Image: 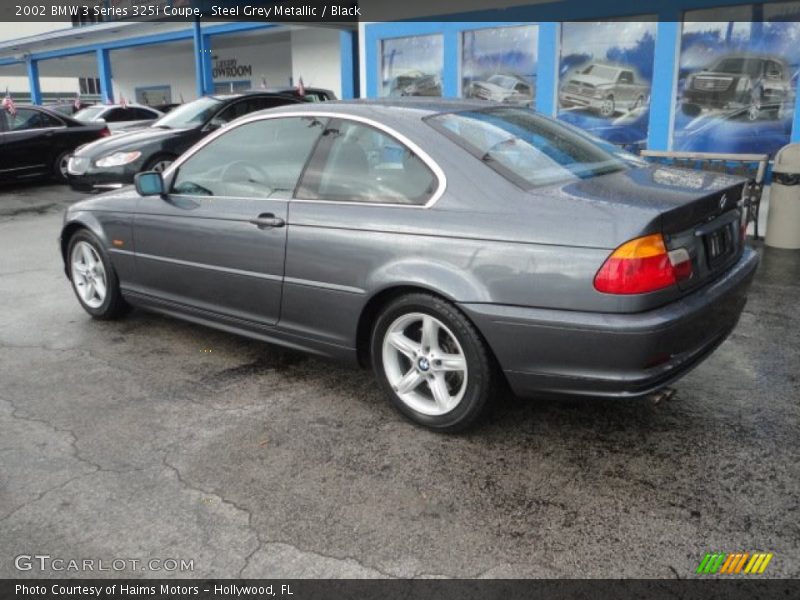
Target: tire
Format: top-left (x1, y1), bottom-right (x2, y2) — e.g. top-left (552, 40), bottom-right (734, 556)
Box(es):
top-left (143, 154), bottom-right (175, 173)
top-left (598, 95), bottom-right (615, 118)
top-left (52, 150), bottom-right (71, 182)
top-left (370, 293), bottom-right (495, 432)
top-left (67, 229), bottom-right (129, 320)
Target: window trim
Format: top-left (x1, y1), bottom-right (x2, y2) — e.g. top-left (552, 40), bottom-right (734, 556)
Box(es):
top-left (163, 111), bottom-right (447, 209)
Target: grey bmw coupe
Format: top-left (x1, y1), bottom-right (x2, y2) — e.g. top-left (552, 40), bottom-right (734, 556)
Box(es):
top-left (60, 99), bottom-right (758, 431)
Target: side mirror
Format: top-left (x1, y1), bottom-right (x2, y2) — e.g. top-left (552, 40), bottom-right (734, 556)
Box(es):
top-left (134, 171), bottom-right (164, 197)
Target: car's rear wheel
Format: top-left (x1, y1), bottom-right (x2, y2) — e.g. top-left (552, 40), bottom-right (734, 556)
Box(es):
top-left (67, 230), bottom-right (129, 320)
top-left (52, 150), bottom-right (71, 182)
top-left (371, 293), bottom-right (495, 432)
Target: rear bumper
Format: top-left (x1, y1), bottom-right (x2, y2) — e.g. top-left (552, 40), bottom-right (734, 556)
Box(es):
top-left (461, 247), bottom-right (759, 399)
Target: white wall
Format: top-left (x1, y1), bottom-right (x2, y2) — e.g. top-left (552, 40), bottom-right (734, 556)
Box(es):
top-left (111, 42), bottom-right (197, 104)
top-left (214, 32), bottom-right (293, 91)
top-left (291, 28), bottom-right (342, 97)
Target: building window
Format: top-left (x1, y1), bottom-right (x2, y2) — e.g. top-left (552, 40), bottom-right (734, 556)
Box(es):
top-left (461, 25), bottom-right (538, 106)
top-left (557, 19), bottom-right (657, 155)
top-left (673, 2), bottom-right (800, 156)
top-left (380, 34), bottom-right (443, 97)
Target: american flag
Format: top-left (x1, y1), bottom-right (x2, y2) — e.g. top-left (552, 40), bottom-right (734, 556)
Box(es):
top-left (2, 88), bottom-right (15, 116)
top-left (297, 77), bottom-right (306, 97)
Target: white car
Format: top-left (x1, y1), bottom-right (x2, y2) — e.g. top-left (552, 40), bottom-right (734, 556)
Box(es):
top-left (72, 103), bottom-right (164, 132)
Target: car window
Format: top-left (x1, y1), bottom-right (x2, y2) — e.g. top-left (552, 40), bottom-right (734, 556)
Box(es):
top-left (132, 107), bottom-right (157, 120)
top-left (103, 108), bottom-right (130, 123)
top-left (8, 108), bottom-right (62, 131)
top-left (215, 97), bottom-right (292, 124)
top-left (619, 71), bottom-right (634, 84)
top-left (298, 119), bottom-right (437, 205)
top-left (171, 116), bottom-right (326, 199)
top-left (427, 107), bottom-right (628, 188)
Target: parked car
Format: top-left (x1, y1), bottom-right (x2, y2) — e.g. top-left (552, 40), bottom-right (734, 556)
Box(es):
top-left (560, 63), bottom-right (649, 117)
top-left (59, 99), bottom-right (758, 431)
top-left (45, 100), bottom-right (95, 116)
top-left (260, 87), bottom-right (337, 103)
top-left (681, 54), bottom-right (793, 121)
top-left (73, 103), bottom-right (164, 132)
top-left (67, 92), bottom-right (307, 191)
top-left (467, 74), bottom-right (533, 104)
top-left (389, 71), bottom-right (442, 97)
top-left (0, 104), bottom-right (109, 183)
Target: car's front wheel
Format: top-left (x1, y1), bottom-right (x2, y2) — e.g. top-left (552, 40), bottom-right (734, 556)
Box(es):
top-left (371, 293), bottom-right (495, 432)
top-left (598, 95), bottom-right (615, 118)
top-left (67, 230), bottom-right (129, 320)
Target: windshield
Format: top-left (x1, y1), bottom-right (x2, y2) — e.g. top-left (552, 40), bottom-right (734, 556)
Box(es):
top-left (73, 106), bottom-right (106, 121)
top-left (487, 75), bottom-right (517, 89)
top-left (712, 58), bottom-right (763, 77)
top-left (581, 64), bottom-right (619, 80)
top-left (153, 96), bottom-right (223, 129)
top-left (427, 107), bottom-right (630, 188)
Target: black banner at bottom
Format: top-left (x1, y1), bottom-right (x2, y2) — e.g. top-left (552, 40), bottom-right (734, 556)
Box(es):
top-left (3, 579), bottom-right (800, 600)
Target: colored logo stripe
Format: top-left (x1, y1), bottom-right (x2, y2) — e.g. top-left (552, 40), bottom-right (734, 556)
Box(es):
top-left (697, 552), bottom-right (773, 575)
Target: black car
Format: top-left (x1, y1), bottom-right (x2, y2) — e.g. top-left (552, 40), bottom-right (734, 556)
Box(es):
top-left (0, 104), bottom-right (110, 183)
top-left (67, 92), bottom-right (307, 191)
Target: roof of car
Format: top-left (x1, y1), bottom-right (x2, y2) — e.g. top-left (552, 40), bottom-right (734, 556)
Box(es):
top-left (266, 97), bottom-right (496, 118)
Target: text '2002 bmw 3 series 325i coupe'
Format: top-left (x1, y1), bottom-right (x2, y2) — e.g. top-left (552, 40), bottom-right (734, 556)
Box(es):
top-left (60, 99), bottom-right (759, 431)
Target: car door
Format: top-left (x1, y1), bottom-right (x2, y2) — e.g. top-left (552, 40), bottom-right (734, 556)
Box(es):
top-left (617, 71), bottom-right (634, 105)
top-left (282, 117), bottom-right (440, 346)
top-left (0, 108), bottom-right (64, 177)
top-left (131, 115), bottom-right (327, 325)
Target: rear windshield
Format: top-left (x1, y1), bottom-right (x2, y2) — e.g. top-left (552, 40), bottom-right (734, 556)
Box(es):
top-left (426, 107), bottom-right (629, 188)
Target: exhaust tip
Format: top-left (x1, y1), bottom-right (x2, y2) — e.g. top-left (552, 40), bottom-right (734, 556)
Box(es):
top-left (648, 387), bottom-right (677, 404)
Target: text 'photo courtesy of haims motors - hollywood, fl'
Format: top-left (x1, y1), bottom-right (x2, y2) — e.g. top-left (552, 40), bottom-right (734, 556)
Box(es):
top-left (0, 0), bottom-right (799, 599)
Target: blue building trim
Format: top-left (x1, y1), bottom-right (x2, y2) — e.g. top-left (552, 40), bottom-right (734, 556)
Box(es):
top-left (26, 59), bottom-right (41, 105)
top-left (192, 19), bottom-right (207, 97)
top-left (647, 18), bottom-right (681, 151)
top-left (536, 22), bottom-right (559, 117)
top-left (339, 30), bottom-right (358, 99)
top-left (96, 48), bottom-right (113, 104)
top-left (202, 34), bottom-right (214, 96)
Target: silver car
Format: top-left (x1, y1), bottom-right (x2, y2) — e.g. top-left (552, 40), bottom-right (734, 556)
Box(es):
top-left (60, 99), bottom-right (758, 431)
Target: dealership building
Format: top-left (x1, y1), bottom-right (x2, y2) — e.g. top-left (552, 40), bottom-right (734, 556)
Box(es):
top-left (1, 0), bottom-right (800, 156)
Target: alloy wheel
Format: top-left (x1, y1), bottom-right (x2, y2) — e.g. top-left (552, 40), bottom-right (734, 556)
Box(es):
top-left (381, 312), bottom-right (468, 416)
top-left (151, 160), bottom-right (173, 173)
top-left (70, 241), bottom-right (107, 309)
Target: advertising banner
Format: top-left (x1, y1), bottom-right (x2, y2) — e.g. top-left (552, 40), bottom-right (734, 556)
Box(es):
top-left (557, 20), bottom-right (657, 153)
top-left (674, 3), bottom-right (800, 156)
top-left (461, 25), bottom-right (538, 105)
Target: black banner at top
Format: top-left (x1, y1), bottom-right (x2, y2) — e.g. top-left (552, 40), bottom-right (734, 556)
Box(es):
top-left (0, 0), bottom-right (794, 23)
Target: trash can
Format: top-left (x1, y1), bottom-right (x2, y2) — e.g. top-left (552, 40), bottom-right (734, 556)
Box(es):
top-left (766, 143), bottom-right (800, 249)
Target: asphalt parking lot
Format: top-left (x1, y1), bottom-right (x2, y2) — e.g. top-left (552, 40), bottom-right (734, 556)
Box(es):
top-left (0, 184), bottom-right (798, 579)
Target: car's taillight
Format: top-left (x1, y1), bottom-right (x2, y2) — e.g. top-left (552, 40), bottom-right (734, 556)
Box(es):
top-left (99, 127), bottom-right (111, 137)
top-left (594, 233), bottom-right (693, 295)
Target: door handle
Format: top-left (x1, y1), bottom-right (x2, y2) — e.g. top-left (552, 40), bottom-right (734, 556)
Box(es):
top-left (249, 213), bottom-right (285, 229)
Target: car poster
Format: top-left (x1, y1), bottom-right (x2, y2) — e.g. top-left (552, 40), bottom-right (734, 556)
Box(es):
top-left (461, 25), bottom-right (538, 105)
top-left (381, 35), bottom-right (444, 97)
top-left (674, 3), bottom-right (800, 156)
top-left (557, 19), bottom-right (657, 154)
